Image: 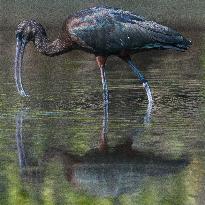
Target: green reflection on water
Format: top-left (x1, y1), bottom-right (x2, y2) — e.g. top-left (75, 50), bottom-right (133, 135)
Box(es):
top-left (1, 151), bottom-right (203, 205)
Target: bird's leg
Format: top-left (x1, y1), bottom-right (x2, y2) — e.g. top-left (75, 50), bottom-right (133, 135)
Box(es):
top-left (128, 60), bottom-right (153, 103)
top-left (122, 56), bottom-right (153, 103)
top-left (96, 56), bottom-right (109, 151)
top-left (99, 90), bottom-right (108, 151)
top-left (96, 56), bottom-right (109, 104)
top-left (100, 66), bottom-right (109, 104)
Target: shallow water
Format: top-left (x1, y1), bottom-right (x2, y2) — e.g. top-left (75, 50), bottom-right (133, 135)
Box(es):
top-left (0, 11), bottom-right (205, 205)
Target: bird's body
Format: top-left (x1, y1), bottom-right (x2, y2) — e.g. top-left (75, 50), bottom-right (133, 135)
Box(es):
top-left (14, 6), bottom-right (191, 103)
top-left (29, 6), bottom-right (191, 57)
top-left (66, 6), bottom-right (190, 55)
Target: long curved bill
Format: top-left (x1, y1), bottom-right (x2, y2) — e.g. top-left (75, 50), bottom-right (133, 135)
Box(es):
top-left (14, 36), bottom-right (29, 97)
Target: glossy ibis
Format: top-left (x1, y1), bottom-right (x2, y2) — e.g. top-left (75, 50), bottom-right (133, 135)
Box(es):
top-left (14, 6), bottom-right (191, 103)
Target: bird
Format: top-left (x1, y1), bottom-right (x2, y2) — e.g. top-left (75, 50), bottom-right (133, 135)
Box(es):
top-left (14, 5), bottom-right (191, 104)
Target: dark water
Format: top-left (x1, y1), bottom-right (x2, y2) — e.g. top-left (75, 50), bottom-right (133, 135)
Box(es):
top-left (0, 5), bottom-right (205, 205)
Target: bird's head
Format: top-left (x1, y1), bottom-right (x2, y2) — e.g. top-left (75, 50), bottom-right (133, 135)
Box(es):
top-left (16, 20), bottom-right (46, 43)
top-left (14, 20), bottom-right (46, 97)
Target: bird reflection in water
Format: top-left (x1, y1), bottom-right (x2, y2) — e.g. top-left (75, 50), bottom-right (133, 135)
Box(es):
top-left (15, 101), bottom-right (188, 204)
top-left (15, 110), bottom-right (27, 173)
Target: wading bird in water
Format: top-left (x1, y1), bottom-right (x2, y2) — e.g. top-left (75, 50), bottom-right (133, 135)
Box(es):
top-left (14, 6), bottom-right (191, 104)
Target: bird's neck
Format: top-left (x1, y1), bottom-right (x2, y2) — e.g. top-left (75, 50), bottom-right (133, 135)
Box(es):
top-left (33, 32), bottom-right (73, 56)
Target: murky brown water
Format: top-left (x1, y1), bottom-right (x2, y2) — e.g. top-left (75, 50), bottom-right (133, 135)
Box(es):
top-left (0, 2), bottom-right (205, 205)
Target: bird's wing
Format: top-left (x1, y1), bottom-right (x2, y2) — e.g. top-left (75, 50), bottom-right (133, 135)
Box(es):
top-left (134, 21), bottom-right (184, 46)
top-left (68, 6), bottom-right (188, 53)
top-left (108, 8), bottom-right (186, 49)
top-left (114, 8), bottom-right (192, 49)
